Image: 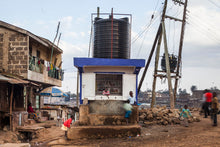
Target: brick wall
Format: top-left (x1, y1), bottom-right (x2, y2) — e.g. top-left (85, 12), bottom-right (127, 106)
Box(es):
top-left (8, 32), bottom-right (28, 76)
top-left (0, 33), bottom-right (3, 71)
top-left (0, 28), bottom-right (28, 77)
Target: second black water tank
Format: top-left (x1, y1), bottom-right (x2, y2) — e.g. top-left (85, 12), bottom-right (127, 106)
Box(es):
top-left (93, 17), bottom-right (130, 59)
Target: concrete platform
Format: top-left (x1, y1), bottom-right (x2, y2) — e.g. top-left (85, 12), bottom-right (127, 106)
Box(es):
top-left (67, 125), bottom-right (141, 139)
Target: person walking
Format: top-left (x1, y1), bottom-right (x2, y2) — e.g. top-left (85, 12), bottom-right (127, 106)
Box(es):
top-left (211, 92), bottom-right (219, 126)
top-left (180, 105), bottom-right (192, 127)
top-left (123, 100), bottom-right (133, 124)
top-left (204, 90), bottom-right (212, 118)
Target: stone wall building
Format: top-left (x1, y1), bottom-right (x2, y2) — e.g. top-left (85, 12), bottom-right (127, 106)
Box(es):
top-left (0, 20), bottom-right (64, 131)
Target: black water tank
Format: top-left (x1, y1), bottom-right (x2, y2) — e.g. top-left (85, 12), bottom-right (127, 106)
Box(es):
top-left (93, 17), bottom-right (130, 59)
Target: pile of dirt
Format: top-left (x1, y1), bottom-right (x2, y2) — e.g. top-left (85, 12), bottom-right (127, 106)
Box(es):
top-left (139, 106), bottom-right (200, 126)
top-left (0, 130), bottom-right (20, 144)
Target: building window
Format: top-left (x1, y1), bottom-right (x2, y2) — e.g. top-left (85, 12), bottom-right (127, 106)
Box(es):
top-left (96, 74), bottom-right (122, 95)
top-left (37, 50), bottom-right (40, 58)
top-left (29, 46), bottom-right (32, 56)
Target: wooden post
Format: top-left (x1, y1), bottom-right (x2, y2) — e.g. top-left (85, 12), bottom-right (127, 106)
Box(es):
top-left (138, 24), bottom-right (162, 94)
top-left (174, 0), bottom-right (188, 101)
top-left (10, 85), bottom-right (14, 131)
top-left (162, 22), bottom-right (174, 109)
top-left (25, 86), bottom-right (28, 111)
top-left (151, 0), bottom-right (168, 108)
top-left (151, 28), bottom-right (163, 108)
top-left (76, 70), bottom-right (79, 107)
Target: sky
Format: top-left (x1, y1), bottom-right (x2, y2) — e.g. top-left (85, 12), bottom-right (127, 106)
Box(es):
top-left (1, 0), bottom-right (220, 94)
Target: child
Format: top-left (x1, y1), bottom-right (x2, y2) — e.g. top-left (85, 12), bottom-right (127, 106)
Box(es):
top-left (211, 92), bottom-right (219, 126)
top-left (103, 88), bottom-right (110, 98)
top-left (179, 105), bottom-right (192, 127)
top-left (123, 100), bottom-right (133, 124)
top-left (61, 115), bottom-right (74, 139)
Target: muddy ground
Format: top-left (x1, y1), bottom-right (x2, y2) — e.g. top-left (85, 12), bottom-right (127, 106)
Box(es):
top-left (1, 113), bottom-right (220, 146)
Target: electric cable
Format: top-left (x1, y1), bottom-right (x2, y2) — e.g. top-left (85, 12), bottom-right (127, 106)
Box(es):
top-left (207, 0), bottom-right (220, 9)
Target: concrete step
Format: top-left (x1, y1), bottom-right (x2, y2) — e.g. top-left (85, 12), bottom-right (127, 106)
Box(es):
top-left (67, 125), bottom-right (141, 139)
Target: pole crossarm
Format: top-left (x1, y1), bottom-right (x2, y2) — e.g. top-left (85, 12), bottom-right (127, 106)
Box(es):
top-left (172, 0), bottom-right (185, 5)
top-left (165, 15), bottom-right (183, 22)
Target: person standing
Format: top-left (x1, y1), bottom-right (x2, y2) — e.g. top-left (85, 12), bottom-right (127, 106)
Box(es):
top-left (179, 105), bottom-right (192, 127)
top-left (61, 115), bottom-right (74, 139)
top-left (123, 100), bottom-right (133, 124)
top-left (204, 90), bottom-right (213, 118)
top-left (128, 91), bottom-right (136, 105)
top-left (211, 92), bottom-right (219, 126)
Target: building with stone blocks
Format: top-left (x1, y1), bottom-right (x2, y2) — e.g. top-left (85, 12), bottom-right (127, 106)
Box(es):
top-left (0, 20), bottom-right (64, 131)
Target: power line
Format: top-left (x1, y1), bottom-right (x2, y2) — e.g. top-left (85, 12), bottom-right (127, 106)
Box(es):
top-left (131, 2), bottom-right (164, 45)
top-left (207, 0), bottom-right (220, 9)
top-left (189, 12), bottom-right (220, 32)
top-left (189, 21), bottom-right (220, 45)
top-left (188, 17), bottom-right (220, 43)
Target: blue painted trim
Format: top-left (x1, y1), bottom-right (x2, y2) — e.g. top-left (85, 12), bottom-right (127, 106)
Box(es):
top-left (94, 72), bottom-right (125, 74)
top-left (136, 74), bottom-right (138, 104)
top-left (73, 58), bottom-right (145, 74)
top-left (80, 72), bottom-right (83, 104)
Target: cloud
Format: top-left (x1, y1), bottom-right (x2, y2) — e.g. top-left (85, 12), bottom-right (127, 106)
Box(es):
top-left (185, 5), bottom-right (220, 46)
top-left (60, 16), bottom-right (73, 30)
top-left (59, 40), bottom-right (87, 57)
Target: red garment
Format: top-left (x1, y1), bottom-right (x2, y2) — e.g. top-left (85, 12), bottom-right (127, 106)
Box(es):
top-left (103, 90), bottom-right (110, 96)
top-left (63, 118), bottom-right (72, 128)
top-left (28, 106), bottom-right (35, 113)
top-left (205, 92), bottom-right (213, 102)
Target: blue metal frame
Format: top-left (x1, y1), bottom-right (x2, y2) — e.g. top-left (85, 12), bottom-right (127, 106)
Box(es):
top-left (74, 58), bottom-right (145, 74)
top-left (80, 72), bottom-right (83, 104)
top-left (136, 73), bottom-right (138, 104)
top-left (74, 57), bottom-right (145, 104)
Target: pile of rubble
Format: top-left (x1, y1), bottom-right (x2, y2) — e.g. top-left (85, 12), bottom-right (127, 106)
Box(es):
top-left (139, 106), bottom-right (200, 126)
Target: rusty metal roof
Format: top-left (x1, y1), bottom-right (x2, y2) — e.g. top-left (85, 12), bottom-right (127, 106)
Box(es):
top-left (8, 78), bottom-right (29, 84)
top-left (0, 20), bottom-right (63, 53)
top-left (0, 74), bottom-right (10, 82)
top-left (0, 74), bottom-right (29, 84)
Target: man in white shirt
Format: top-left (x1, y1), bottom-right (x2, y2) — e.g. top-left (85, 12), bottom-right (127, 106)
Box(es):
top-left (128, 91), bottom-right (136, 105)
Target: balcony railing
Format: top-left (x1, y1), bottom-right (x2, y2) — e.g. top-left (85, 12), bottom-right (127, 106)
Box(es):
top-left (29, 55), bottom-right (64, 80)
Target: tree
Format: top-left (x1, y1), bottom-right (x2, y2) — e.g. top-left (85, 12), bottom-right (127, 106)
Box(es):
top-left (178, 88), bottom-right (187, 95)
top-left (190, 85), bottom-right (197, 93)
top-left (210, 86), bottom-right (219, 91)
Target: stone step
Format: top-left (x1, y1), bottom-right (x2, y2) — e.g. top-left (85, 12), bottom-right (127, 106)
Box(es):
top-left (67, 125), bottom-right (141, 139)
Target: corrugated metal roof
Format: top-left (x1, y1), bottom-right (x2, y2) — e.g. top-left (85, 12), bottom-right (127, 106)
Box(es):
top-left (0, 74), bottom-right (10, 81)
top-left (0, 20), bottom-right (63, 53)
top-left (8, 78), bottom-right (29, 84)
top-left (0, 74), bottom-right (29, 84)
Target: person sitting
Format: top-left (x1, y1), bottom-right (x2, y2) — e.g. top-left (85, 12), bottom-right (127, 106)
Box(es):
top-left (27, 103), bottom-right (40, 122)
top-left (128, 91), bottom-right (136, 105)
top-left (103, 88), bottom-right (110, 98)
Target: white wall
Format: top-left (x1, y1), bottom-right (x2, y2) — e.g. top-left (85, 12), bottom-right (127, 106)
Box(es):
top-left (81, 72), bottom-right (136, 101)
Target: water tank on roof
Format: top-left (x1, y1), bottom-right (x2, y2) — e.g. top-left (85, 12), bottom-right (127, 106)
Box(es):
top-left (93, 17), bottom-right (130, 59)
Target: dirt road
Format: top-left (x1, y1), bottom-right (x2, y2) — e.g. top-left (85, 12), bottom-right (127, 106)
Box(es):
top-left (41, 116), bottom-right (220, 147)
top-left (1, 114), bottom-right (220, 146)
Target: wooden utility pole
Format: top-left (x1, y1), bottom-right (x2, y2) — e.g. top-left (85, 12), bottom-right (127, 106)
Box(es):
top-left (174, 0), bottom-right (188, 101)
top-left (150, 0), bottom-right (188, 109)
top-left (138, 24), bottom-right (162, 94)
top-left (151, 0), bottom-right (169, 108)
